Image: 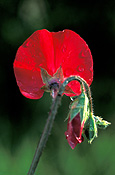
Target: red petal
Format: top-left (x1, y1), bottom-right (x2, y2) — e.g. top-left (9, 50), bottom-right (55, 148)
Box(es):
top-left (14, 29), bottom-right (93, 99)
top-left (14, 29), bottom-right (55, 99)
top-left (14, 66), bottom-right (44, 99)
top-left (65, 114), bottom-right (84, 149)
top-left (52, 29), bottom-right (93, 95)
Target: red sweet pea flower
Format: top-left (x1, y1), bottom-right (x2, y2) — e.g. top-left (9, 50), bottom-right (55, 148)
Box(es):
top-left (65, 113), bottom-right (84, 149)
top-left (13, 29), bottom-right (93, 99)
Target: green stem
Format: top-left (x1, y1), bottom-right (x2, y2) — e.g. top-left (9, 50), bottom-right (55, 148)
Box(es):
top-left (27, 94), bottom-right (62, 175)
top-left (27, 76), bottom-right (91, 175)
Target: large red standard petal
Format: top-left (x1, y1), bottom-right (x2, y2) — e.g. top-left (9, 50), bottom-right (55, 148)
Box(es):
top-left (14, 29), bottom-right (93, 99)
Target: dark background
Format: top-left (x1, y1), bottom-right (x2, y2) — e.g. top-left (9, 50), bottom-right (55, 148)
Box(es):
top-left (0, 0), bottom-right (115, 174)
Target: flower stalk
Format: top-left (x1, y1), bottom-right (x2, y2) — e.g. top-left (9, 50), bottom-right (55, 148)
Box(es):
top-left (27, 91), bottom-right (62, 175)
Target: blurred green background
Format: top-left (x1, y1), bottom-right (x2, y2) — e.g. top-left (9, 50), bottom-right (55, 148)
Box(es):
top-left (0, 0), bottom-right (115, 174)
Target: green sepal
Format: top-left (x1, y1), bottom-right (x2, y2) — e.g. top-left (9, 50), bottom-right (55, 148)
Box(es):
top-left (94, 116), bottom-right (111, 129)
top-left (40, 67), bottom-right (52, 86)
top-left (88, 113), bottom-right (98, 144)
top-left (64, 85), bottom-right (75, 94)
top-left (86, 114), bottom-right (111, 144)
top-left (40, 66), bottom-right (75, 95)
top-left (69, 91), bottom-right (89, 127)
top-left (69, 97), bottom-right (79, 121)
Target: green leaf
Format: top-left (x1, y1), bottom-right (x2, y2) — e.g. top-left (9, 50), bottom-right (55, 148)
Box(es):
top-left (88, 113), bottom-right (98, 144)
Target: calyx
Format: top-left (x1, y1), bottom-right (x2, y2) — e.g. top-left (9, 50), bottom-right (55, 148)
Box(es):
top-left (40, 66), bottom-right (75, 98)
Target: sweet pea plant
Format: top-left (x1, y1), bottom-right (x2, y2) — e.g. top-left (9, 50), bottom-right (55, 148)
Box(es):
top-left (13, 29), bottom-right (110, 175)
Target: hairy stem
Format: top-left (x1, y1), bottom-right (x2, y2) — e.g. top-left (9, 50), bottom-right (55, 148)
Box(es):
top-left (27, 75), bottom-right (91, 175)
top-left (27, 94), bottom-right (62, 175)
